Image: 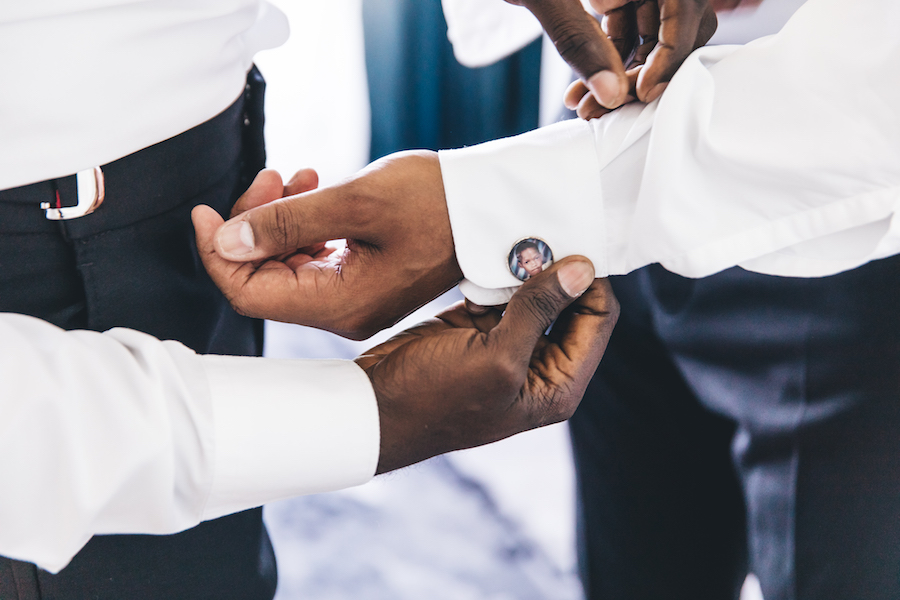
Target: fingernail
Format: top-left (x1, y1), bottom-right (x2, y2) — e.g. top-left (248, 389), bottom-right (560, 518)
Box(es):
top-left (558, 261), bottom-right (593, 298)
top-left (586, 71), bottom-right (625, 109)
top-left (645, 82), bottom-right (669, 103)
top-left (217, 219), bottom-right (255, 256)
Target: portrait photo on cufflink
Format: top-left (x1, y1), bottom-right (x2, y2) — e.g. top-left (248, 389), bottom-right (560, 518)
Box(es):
top-left (509, 238), bottom-right (553, 281)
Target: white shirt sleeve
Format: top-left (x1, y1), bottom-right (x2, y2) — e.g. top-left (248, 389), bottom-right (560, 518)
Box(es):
top-left (439, 0), bottom-right (900, 305)
top-left (0, 313), bottom-right (379, 573)
top-left (440, 0), bottom-right (543, 68)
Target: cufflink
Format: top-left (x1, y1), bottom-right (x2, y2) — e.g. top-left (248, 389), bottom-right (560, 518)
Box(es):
top-left (508, 238), bottom-right (553, 282)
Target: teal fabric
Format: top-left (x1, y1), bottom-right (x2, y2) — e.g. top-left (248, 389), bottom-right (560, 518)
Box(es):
top-left (363, 0), bottom-right (542, 159)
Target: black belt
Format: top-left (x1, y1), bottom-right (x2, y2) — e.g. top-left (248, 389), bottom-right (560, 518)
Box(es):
top-left (0, 89), bottom-right (250, 239)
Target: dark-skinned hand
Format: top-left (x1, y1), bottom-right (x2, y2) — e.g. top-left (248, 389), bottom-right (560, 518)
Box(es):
top-left (192, 150), bottom-right (461, 340)
top-left (507, 0), bottom-right (761, 117)
top-left (355, 256), bottom-right (618, 474)
top-left (194, 165), bottom-right (619, 474)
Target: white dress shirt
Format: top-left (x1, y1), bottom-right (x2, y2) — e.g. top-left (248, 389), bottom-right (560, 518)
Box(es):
top-left (0, 0), bottom-right (289, 190)
top-left (3, 0), bottom-right (898, 574)
top-left (0, 0), bottom-right (381, 574)
top-left (0, 314), bottom-right (378, 573)
top-left (441, 0), bottom-right (543, 68)
top-left (0, 0), bottom-right (380, 572)
top-left (439, 0), bottom-right (900, 305)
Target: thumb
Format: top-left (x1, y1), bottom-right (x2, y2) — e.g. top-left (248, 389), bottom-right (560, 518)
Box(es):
top-left (213, 185), bottom-right (352, 262)
top-left (492, 256), bottom-right (595, 358)
top-left (192, 203), bottom-right (255, 295)
top-left (516, 0), bottom-right (628, 108)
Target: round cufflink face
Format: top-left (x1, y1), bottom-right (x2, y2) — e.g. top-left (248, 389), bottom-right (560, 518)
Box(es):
top-left (509, 238), bottom-right (553, 281)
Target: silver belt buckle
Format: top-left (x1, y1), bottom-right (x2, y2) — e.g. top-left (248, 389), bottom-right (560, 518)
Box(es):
top-left (41, 166), bottom-right (105, 220)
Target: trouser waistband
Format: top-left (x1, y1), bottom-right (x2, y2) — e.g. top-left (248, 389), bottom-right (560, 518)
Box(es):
top-left (0, 66), bottom-right (266, 239)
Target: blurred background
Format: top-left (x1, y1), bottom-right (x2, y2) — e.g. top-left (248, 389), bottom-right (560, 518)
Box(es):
top-left (255, 2), bottom-right (582, 598)
top-left (252, 1), bottom-right (804, 597)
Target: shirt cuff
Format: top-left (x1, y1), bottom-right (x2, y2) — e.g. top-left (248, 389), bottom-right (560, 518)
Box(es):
top-left (199, 356), bottom-right (379, 520)
top-left (439, 104), bottom-right (653, 306)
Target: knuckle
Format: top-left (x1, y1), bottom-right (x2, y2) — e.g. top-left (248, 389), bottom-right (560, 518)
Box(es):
top-left (555, 398), bottom-right (580, 422)
top-left (341, 180), bottom-right (377, 231)
top-left (231, 303), bottom-right (251, 318)
top-left (608, 294), bottom-right (621, 324)
top-left (227, 294), bottom-right (253, 318)
top-left (593, 0), bottom-right (632, 13)
top-left (553, 27), bottom-right (593, 63)
top-left (549, 22), bottom-right (609, 77)
top-left (269, 202), bottom-right (298, 250)
top-left (577, 286), bottom-right (621, 328)
top-left (696, 7), bottom-right (717, 47)
top-left (341, 307), bottom-right (391, 341)
top-left (346, 320), bottom-right (379, 342)
top-left (539, 387), bottom-right (580, 424)
top-left (523, 286), bottom-right (562, 325)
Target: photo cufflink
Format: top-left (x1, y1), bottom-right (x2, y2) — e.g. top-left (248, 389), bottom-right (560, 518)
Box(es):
top-left (508, 238), bottom-right (553, 282)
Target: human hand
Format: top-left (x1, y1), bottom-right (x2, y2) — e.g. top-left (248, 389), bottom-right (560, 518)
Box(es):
top-left (192, 150), bottom-right (461, 340)
top-left (562, 0), bottom-right (762, 119)
top-left (504, 0), bottom-right (630, 109)
top-left (357, 256), bottom-right (618, 474)
top-left (228, 167), bottom-right (320, 218)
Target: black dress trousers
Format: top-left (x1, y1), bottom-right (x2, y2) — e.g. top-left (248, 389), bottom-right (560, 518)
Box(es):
top-left (0, 67), bottom-right (277, 600)
top-left (570, 259), bottom-right (900, 600)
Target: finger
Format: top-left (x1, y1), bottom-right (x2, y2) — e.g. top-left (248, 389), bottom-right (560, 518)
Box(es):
top-left (357, 296), bottom-right (502, 371)
top-left (590, 0), bottom-right (633, 12)
top-left (710, 0), bottom-right (762, 11)
top-left (464, 298), bottom-right (493, 316)
top-left (192, 204), bottom-right (224, 248)
top-left (634, 3), bottom-right (714, 86)
top-left (604, 4), bottom-right (638, 64)
top-left (631, 0), bottom-right (661, 68)
top-left (695, 5), bottom-right (718, 49)
top-left (192, 204), bottom-right (258, 303)
top-left (636, 0), bottom-right (707, 103)
top-left (491, 256), bottom-right (595, 363)
top-left (197, 202), bottom-right (342, 328)
top-left (564, 79), bottom-right (590, 111)
top-left (440, 301), bottom-right (503, 333)
top-left (283, 168), bottom-right (319, 197)
top-left (213, 185), bottom-right (356, 261)
top-left (541, 277), bottom-right (619, 395)
top-left (214, 150), bottom-right (447, 264)
top-left (521, 0), bottom-right (629, 108)
top-left (230, 169), bottom-right (284, 218)
top-left (571, 67), bottom-right (638, 119)
top-left (356, 314), bottom-right (456, 368)
top-left (576, 90), bottom-right (614, 120)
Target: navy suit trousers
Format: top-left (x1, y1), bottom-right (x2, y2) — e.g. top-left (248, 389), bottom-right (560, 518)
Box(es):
top-left (0, 68), bottom-right (276, 600)
top-left (571, 260), bottom-right (900, 600)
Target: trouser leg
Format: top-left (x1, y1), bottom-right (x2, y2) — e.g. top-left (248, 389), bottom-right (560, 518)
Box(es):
top-left (570, 269), bottom-right (748, 600)
top-left (0, 67), bottom-right (277, 600)
top-left (651, 259), bottom-right (900, 600)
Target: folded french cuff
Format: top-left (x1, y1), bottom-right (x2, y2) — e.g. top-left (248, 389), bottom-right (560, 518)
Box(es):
top-left (439, 118), bottom-right (607, 306)
top-left (200, 356), bottom-right (379, 520)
